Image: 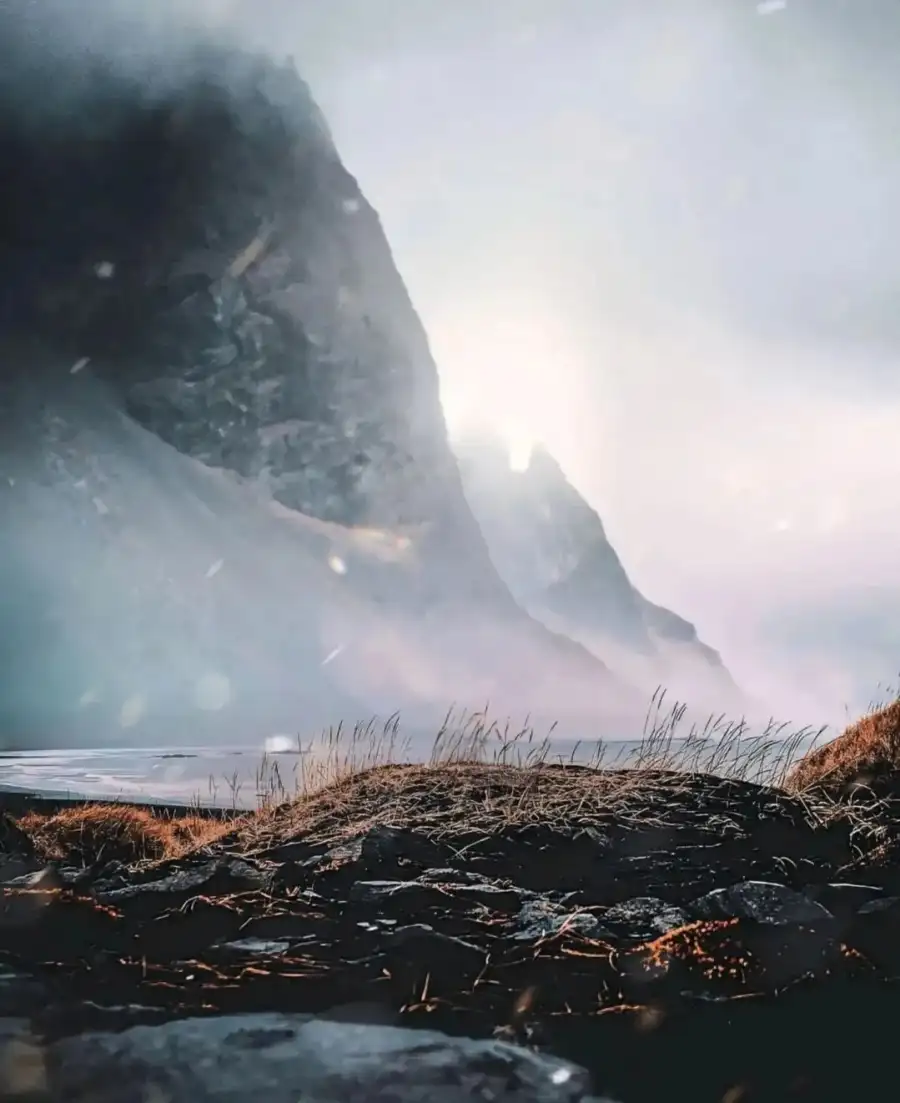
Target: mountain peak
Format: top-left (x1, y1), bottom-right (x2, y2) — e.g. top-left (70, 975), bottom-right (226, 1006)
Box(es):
top-left (0, 25), bottom-right (643, 747)
top-left (454, 430), bottom-right (743, 714)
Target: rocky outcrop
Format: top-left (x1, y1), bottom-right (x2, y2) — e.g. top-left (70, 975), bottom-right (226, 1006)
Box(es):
top-left (0, 19), bottom-right (642, 747)
top-left (2, 765), bottom-right (900, 1101)
top-left (0, 37), bottom-right (492, 568)
top-left (453, 435), bottom-right (741, 713)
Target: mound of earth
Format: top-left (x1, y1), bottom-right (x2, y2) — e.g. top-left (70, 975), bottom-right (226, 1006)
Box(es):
top-left (4, 762), bottom-right (900, 1102)
top-left (786, 697), bottom-right (900, 800)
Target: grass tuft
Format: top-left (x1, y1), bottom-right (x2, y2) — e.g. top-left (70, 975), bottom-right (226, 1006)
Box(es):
top-left (15, 804), bottom-right (226, 865)
top-left (785, 693), bottom-right (900, 799)
top-left (13, 687), bottom-right (888, 869)
top-left (235, 691), bottom-right (828, 814)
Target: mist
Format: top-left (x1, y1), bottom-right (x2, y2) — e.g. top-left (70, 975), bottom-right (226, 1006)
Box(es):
top-left (1, 0), bottom-right (649, 753)
top-left (3, 0), bottom-right (900, 747)
top-left (254, 0), bottom-right (900, 723)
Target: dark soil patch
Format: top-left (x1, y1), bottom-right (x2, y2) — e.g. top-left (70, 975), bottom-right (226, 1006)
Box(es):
top-left (4, 763), bottom-right (900, 1101)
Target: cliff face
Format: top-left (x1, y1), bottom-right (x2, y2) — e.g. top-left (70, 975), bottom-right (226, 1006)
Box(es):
top-left (454, 435), bottom-right (741, 712)
top-left (0, 32), bottom-right (640, 748)
top-left (2, 43), bottom-right (496, 588)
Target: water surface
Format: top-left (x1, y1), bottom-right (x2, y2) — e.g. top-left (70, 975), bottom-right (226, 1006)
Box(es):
top-left (0, 731), bottom-right (823, 809)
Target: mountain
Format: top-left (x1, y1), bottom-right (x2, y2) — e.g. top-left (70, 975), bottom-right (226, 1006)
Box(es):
top-left (0, 27), bottom-right (643, 749)
top-left (453, 434), bottom-right (742, 714)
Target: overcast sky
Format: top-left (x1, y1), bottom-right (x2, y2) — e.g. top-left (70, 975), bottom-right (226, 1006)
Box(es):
top-left (221, 0), bottom-right (900, 720)
top-left (27, 0), bottom-right (900, 720)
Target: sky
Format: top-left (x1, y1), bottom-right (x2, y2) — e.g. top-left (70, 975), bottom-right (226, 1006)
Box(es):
top-left (14, 0), bottom-right (900, 722)
top-left (220, 0), bottom-right (900, 721)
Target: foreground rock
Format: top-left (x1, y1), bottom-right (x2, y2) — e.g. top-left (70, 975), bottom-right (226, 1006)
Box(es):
top-left (4, 764), bottom-right (900, 1101)
top-left (28, 1014), bottom-right (600, 1103)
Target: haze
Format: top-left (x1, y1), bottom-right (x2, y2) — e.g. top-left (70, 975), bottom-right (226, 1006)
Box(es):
top-left (265, 0), bottom-right (900, 722)
top-left (8, 0), bottom-right (900, 728)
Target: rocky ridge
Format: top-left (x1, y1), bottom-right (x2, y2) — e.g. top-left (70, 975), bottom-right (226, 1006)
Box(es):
top-left (0, 31), bottom-right (643, 746)
top-left (454, 435), bottom-right (740, 711)
top-left (1, 38), bottom-right (497, 578)
top-left (3, 764), bottom-right (900, 1101)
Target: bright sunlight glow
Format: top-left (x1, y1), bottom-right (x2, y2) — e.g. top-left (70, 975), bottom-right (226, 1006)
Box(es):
top-left (433, 300), bottom-right (581, 477)
top-left (504, 426), bottom-right (535, 472)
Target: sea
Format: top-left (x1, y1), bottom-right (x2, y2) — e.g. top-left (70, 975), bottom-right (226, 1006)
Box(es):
top-left (0, 731), bottom-right (827, 810)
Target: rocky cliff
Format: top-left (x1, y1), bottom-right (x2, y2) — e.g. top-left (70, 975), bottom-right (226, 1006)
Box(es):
top-left (2, 40), bottom-right (486, 555)
top-left (453, 434), bottom-right (741, 713)
top-left (0, 24), bottom-right (641, 748)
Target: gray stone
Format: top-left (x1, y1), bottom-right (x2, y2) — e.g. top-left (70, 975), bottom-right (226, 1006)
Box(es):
top-left (858, 895), bottom-right (900, 916)
top-left (0, 869), bottom-right (67, 931)
top-left (259, 840), bottom-right (318, 863)
top-left (810, 882), bottom-right (884, 918)
top-left (0, 968), bottom-right (49, 1016)
top-left (512, 900), bottom-right (609, 942)
top-left (0, 1017), bottom-right (34, 1044)
top-left (45, 1013), bottom-right (596, 1103)
top-left (96, 858), bottom-right (270, 903)
top-left (446, 882), bottom-right (527, 912)
top-left (600, 896), bottom-right (688, 941)
top-left (383, 925), bottom-right (486, 987)
top-left (0, 856), bottom-right (45, 885)
top-left (347, 880), bottom-right (445, 908)
top-left (417, 868), bottom-right (496, 885)
top-left (691, 881), bottom-right (834, 925)
top-left (357, 826), bottom-right (445, 868)
top-left (217, 938), bottom-right (291, 956)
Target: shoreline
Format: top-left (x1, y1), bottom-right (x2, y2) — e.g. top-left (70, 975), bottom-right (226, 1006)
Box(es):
top-left (0, 783), bottom-right (242, 821)
top-left (0, 724), bottom-right (827, 818)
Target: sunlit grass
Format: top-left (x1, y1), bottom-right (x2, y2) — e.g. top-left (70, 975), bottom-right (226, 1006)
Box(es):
top-left (14, 802), bottom-right (225, 865)
top-left (785, 684), bottom-right (900, 797)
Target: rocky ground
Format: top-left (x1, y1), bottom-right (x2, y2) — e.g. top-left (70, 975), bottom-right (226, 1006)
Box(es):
top-left (3, 762), bottom-right (900, 1102)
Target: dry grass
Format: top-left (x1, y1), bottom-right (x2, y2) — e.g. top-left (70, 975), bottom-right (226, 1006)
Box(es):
top-left (227, 762), bottom-right (658, 854)
top-left (10, 689), bottom-right (851, 867)
top-left (15, 804), bottom-right (228, 865)
top-left (212, 691), bottom-right (839, 854)
top-left (224, 758), bottom-right (772, 857)
top-left (785, 694), bottom-right (900, 798)
top-left (239, 690), bottom-right (827, 814)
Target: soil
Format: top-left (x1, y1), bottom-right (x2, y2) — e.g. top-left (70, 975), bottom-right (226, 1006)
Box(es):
top-left (3, 762), bottom-right (900, 1102)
